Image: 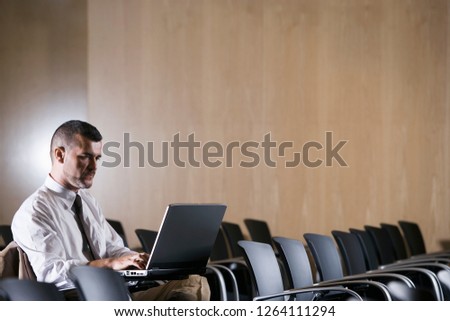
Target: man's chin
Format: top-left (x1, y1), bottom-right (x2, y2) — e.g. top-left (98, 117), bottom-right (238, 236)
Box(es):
top-left (79, 178), bottom-right (94, 189)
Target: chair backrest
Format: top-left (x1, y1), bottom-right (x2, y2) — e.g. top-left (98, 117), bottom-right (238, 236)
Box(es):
top-left (0, 241), bottom-right (37, 280)
top-left (0, 241), bottom-right (19, 279)
top-left (0, 278), bottom-right (65, 301)
top-left (17, 246), bottom-right (37, 280)
top-left (244, 219), bottom-right (273, 246)
top-left (331, 230), bottom-right (372, 275)
top-left (349, 228), bottom-right (380, 270)
top-left (107, 219), bottom-right (129, 247)
top-left (272, 237), bottom-right (315, 300)
top-left (380, 223), bottom-right (409, 260)
top-left (135, 229), bottom-right (158, 253)
top-left (238, 240), bottom-right (285, 300)
top-left (303, 233), bottom-right (345, 281)
top-left (71, 266), bottom-right (131, 301)
top-left (398, 220), bottom-right (427, 256)
top-left (221, 222), bottom-right (246, 258)
top-left (0, 225), bottom-right (13, 251)
top-left (364, 225), bottom-right (397, 265)
top-left (210, 227), bottom-right (230, 261)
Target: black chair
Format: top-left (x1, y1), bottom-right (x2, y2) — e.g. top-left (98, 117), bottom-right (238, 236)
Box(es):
top-left (238, 240), bottom-right (362, 301)
top-left (206, 264), bottom-right (241, 301)
top-left (365, 225), bottom-right (450, 267)
top-left (273, 236), bottom-right (386, 301)
top-left (351, 227), bottom-right (445, 300)
top-left (398, 220), bottom-right (450, 258)
top-left (331, 230), bottom-right (435, 300)
top-left (211, 225), bottom-right (253, 301)
top-left (208, 227), bottom-right (245, 300)
top-left (0, 278), bottom-right (65, 301)
top-left (349, 228), bottom-right (385, 270)
top-left (381, 223), bottom-right (450, 264)
top-left (107, 219), bottom-right (129, 247)
top-left (238, 220), bottom-right (290, 294)
top-left (210, 227), bottom-right (230, 261)
top-left (398, 221), bottom-right (427, 256)
top-left (0, 225), bottom-right (13, 251)
top-left (380, 223), bottom-right (410, 260)
top-left (135, 229), bottom-right (158, 253)
top-left (364, 225), bottom-right (399, 266)
top-left (221, 222), bottom-right (246, 258)
top-left (368, 225), bottom-right (450, 300)
top-left (303, 233), bottom-right (395, 300)
top-left (244, 219), bottom-right (274, 247)
top-left (71, 265), bottom-right (131, 300)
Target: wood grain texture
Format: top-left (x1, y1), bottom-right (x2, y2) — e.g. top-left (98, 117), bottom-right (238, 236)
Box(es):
top-left (0, 0), bottom-right (87, 222)
top-left (89, 0), bottom-right (450, 249)
top-left (1, 0), bottom-right (448, 253)
top-left (87, 0), bottom-right (450, 250)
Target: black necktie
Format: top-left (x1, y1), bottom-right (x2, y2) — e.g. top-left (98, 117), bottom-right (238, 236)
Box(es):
top-left (72, 194), bottom-right (96, 260)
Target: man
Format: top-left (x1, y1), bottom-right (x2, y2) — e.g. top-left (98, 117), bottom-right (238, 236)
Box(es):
top-left (11, 120), bottom-right (210, 300)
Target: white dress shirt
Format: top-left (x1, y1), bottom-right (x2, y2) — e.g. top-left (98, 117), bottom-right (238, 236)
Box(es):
top-left (12, 175), bottom-right (133, 290)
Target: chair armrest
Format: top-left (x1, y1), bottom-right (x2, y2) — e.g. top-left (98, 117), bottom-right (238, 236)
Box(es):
top-left (310, 279), bottom-right (392, 300)
top-left (253, 285), bottom-right (363, 301)
top-left (375, 266), bottom-right (444, 301)
top-left (322, 272), bottom-right (415, 288)
top-left (393, 257), bottom-right (450, 265)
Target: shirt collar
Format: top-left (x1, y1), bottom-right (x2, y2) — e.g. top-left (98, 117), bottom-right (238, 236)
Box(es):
top-left (44, 174), bottom-right (78, 209)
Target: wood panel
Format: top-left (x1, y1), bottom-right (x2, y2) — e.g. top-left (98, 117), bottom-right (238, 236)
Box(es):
top-left (0, 0), bottom-right (87, 223)
top-left (1, 0), bottom-right (447, 257)
top-left (87, 0), bottom-right (449, 250)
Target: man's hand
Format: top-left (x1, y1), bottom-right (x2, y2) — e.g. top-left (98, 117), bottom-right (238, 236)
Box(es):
top-left (88, 252), bottom-right (149, 270)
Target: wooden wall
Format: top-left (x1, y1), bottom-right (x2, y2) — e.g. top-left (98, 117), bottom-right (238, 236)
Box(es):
top-left (0, 0), bottom-right (87, 221)
top-left (88, 0), bottom-right (450, 249)
top-left (1, 0), bottom-right (449, 251)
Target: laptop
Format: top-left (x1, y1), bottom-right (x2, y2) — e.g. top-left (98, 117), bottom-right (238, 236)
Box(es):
top-left (118, 203), bottom-right (226, 280)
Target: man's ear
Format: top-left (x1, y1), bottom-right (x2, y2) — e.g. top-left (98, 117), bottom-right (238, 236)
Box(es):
top-left (54, 147), bottom-right (65, 164)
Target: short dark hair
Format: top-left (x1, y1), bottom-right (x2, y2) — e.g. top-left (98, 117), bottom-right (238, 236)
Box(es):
top-left (50, 120), bottom-right (102, 162)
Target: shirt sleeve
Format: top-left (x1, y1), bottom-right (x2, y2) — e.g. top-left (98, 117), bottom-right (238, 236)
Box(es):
top-left (12, 198), bottom-right (86, 290)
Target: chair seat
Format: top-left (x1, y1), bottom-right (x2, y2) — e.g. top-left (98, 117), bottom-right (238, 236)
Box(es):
top-left (71, 265), bottom-right (131, 301)
top-left (0, 278), bottom-right (65, 301)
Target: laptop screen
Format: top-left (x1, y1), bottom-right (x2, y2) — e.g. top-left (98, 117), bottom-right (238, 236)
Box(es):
top-left (146, 203), bottom-right (227, 272)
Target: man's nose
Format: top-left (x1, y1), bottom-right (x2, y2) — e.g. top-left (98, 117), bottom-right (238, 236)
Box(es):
top-left (89, 157), bottom-right (97, 170)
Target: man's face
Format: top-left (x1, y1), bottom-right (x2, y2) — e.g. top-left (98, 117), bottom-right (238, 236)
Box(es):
top-left (61, 134), bottom-right (102, 191)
